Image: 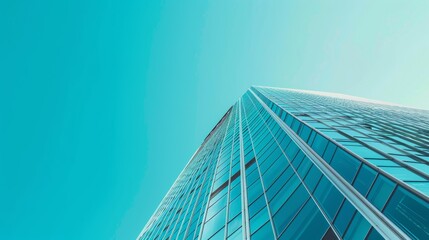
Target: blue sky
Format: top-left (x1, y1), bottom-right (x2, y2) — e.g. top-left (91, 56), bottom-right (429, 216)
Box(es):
top-left (1, 0), bottom-right (428, 239)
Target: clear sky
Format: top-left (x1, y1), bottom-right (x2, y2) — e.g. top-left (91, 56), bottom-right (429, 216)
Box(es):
top-left (1, 1), bottom-right (428, 239)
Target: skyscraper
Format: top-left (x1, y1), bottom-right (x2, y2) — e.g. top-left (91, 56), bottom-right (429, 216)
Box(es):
top-left (138, 87), bottom-right (429, 240)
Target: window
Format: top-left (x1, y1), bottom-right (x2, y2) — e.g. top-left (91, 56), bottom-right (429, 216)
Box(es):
top-left (269, 174), bottom-right (300, 213)
top-left (311, 134), bottom-right (329, 156)
top-left (227, 227), bottom-right (242, 239)
top-left (313, 177), bottom-right (344, 221)
top-left (249, 208), bottom-right (269, 234)
top-left (202, 209), bottom-right (226, 239)
top-left (334, 200), bottom-right (356, 235)
top-left (279, 199), bottom-right (329, 240)
top-left (248, 195), bottom-right (266, 218)
top-left (227, 214), bottom-right (241, 236)
top-left (285, 134), bottom-right (299, 153)
top-left (343, 212), bottom-right (371, 239)
top-left (298, 124), bottom-right (312, 142)
top-left (383, 187), bottom-right (429, 240)
top-left (365, 228), bottom-right (383, 240)
top-left (296, 156), bottom-right (312, 177)
top-left (251, 221), bottom-right (274, 239)
top-left (247, 181), bottom-right (263, 205)
top-left (322, 142), bottom-right (337, 162)
top-left (273, 184), bottom-right (309, 234)
top-left (229, 196), bottom-right (241, 219)
top-left (265, 167), bottom-right (294, 200)
top-left (303, 165), bottom-right (323, 193)
top-left (330, 148), bottom-right (361, 183)
top-left (366, 175), bottom-right (395, 210)
top-left (352, 165), bottom-right (376, 196)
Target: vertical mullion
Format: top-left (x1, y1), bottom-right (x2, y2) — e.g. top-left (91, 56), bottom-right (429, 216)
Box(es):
top-left (238, 99), bottom-right (251, 240)
top-left (223, 109), bottom-right (238, 239)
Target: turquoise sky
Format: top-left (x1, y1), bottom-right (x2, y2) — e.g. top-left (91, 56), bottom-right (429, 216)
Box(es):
top-left (1, 1), bottom-right (428, 239)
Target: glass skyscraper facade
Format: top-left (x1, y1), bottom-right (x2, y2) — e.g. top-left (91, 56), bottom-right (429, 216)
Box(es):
top-left (138, 87), bottom-right (429, 240)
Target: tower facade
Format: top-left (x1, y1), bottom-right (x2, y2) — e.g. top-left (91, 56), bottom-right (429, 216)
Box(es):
top-left (138, 87), bottom-right (429, 240)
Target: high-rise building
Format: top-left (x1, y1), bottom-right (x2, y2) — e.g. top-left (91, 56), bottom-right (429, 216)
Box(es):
top-left (137, 87), bottom-right (429, 240)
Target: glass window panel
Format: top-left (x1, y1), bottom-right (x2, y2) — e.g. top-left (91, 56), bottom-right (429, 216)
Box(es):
top-left (210, 187), bottom-right (228, 207)
top-left (278, 199), bottom-right (329, 240)
top-left (229, 184), bottom-right (241, 202)
top-left (314, 177), bottom-right (344, 220)
top-left (269, 175), bottom-right (300, 213)
top-left (291, 119), bottom-right (301, 132)
top-left (343, 212), bottom-right (371, 240)
top-left (244, 151), bottom-right (254, 164)
top-left (291, 151), bottom-right (305, 169)
top-left (206, 195), bottom-right (227, 220)
top-left (366, 228), bottom-right (384, 240)
top-left (298, 124), bottom-right (312, 142)
top-left (311, 134), bottom-right (329, 156)
top-left (231, 163), bottom-right (240, 174)
top-left (296, 156), bottom-right (312, 177)
top-left (383, 187), bottom-right (429, 240)
top-left (227, 227), bottom-right (242, 240)
top-left (330, 148), bottom-right (361, 183)
top-left (310, 121), bottom-right (330, 130)
top-left (272, 184), bottom-right (309, 234)
top-left (322, 142), bottom-right (337, 162)
top-left (307, 131), bottom-right (317, 145)
top-left (366, 159), bottom-right (399, 167)
top-left (303, 165), bottom-right (323, 193)
top-left (263, 156), bottom-right (288, 185)
top-left (345, 144), bottom-right (384, 159)
top-left (352, 165), bottom-right (376, 196)
top-left (284, 142), bottom-right (299, 161)
top-left (249, 208), bottom-right (269, 234)
top-left (251, 221), bottom-right (274, 239)
top-left (278, 134), bottom-right (292, 150)
top-left (248, 195), bottom-right (266, 218)
top-left (366, 175), bottom-right (395, 210)
top-left (246, 164), bottom-right (259, 178)
top-left (280, 111), bottom-right (288, 122)
top-left (407, 163), bottom-right (429, 175)
top-left (334, 200), bottom-right (356, 235)
top-left (229, 196), bottom-right (242, 219)
top-left (365, 142), bottom-right (401, 155)
top-left (259, 148), bottom-right (283, 173)
top-left (266, 167), bottom-right (294, 200)
top-left (285, 114), bottom-right (294, 126)
top-left (381, 166), bottom-right (425, 182)
top-left (405, 181), bottom-right (429, 196)
top-left (208, 226), bottom-right (224, 240)
top-left (322, 130), bottom-right (347, 141)
top-left (227, 214), bottom-right (242, 236)
top-left (247, 181), bottom-right (263, 204)
top-left (202, 209), bottom-right (226, 239)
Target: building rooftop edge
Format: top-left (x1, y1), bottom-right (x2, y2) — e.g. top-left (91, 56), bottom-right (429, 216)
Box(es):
top-left (252, 85), bottom-right (429, 112)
